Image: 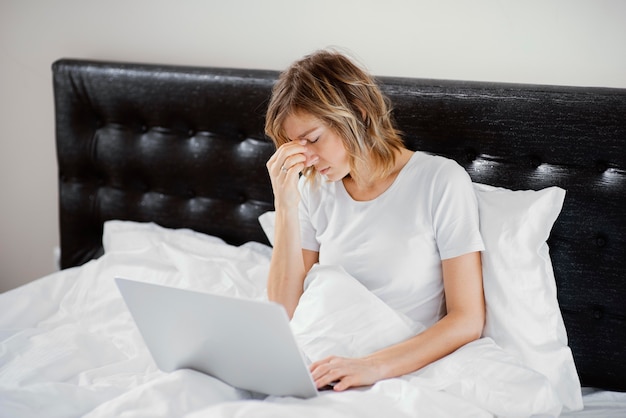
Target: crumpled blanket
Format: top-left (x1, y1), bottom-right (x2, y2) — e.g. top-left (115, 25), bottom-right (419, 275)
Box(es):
top-left (0, 221), bottom-right (562, 417)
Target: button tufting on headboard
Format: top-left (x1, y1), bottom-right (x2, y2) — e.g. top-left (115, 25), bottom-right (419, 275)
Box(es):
top-left (595, 234), bottom-right (607, 248)
top-left (528, 155), bottom-right (542, 168)
top-left (592, 307), bottom-right (604, 320)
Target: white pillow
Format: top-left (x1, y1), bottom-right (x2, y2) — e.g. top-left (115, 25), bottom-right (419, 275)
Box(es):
top-left (257, 212), bottom-right (276, 247)
top-left (290, 264), bottom-right (421, 362)
top-left (103, 220), bottom-right (225, 256)
top-left (257, 182), bottom-right (583, 411)
top-left (474, 183), bottom-right (582, 412)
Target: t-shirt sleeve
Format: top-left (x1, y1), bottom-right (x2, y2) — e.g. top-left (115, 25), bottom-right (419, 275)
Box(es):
top-left (431, 160), bottom-right (485, 260)
top-left (298, 176), bottom-right (321, 252)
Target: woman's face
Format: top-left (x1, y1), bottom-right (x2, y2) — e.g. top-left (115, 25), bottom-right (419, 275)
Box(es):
top-left (282, 111), bottom-right (350, 182)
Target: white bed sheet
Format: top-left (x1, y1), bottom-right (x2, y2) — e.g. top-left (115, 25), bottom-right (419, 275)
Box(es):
top-left (1, 221), bottom-right (625, 418)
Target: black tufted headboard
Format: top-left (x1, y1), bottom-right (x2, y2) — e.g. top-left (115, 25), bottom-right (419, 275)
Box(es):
top-left (52, 59), bottom-right (625, 392)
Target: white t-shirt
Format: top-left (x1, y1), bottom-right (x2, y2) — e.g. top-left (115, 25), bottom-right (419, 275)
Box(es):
top-left (298, 151), bottom-right (484, 327)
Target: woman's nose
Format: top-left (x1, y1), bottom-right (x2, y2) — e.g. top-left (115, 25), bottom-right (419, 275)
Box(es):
top-left (302, 145), bottom-right (319, 167)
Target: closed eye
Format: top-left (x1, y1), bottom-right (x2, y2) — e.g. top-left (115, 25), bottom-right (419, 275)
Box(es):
top-left (308, 136), bottom-right (320, 144)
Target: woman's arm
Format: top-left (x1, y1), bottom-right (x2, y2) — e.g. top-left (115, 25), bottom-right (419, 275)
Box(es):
top-left (267, 214), bottom-right (318, 318)
top-left (266, 141), bottom-right (319, 318)
top-left (310, 251), bottom-right (485, 391)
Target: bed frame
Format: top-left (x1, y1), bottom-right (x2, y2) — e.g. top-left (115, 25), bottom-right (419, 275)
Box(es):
top-left (52, 59), bottom-right (626, 392)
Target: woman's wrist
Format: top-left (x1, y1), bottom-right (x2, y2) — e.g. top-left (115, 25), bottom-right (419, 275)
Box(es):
top-left (362, 353), bottom-right (391, 382)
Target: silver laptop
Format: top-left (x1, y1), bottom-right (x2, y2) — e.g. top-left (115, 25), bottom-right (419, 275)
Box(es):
top-left (115, 277), bottom-right (319, 398)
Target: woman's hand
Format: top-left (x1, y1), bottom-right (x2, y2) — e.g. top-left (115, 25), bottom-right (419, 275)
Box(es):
top-left (266, 140), bottom-right (316, 210)
top-left (309, 355), bottom-right (384, 392)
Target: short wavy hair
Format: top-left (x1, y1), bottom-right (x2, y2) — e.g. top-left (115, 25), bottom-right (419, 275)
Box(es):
top-left (265, 49), bottom-right (404, 185)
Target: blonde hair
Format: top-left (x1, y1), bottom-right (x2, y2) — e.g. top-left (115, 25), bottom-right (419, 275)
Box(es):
top-left (265, 49), bottom-right (404, 185)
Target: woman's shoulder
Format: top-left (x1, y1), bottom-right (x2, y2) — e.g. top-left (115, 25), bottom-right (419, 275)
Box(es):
top-left (395, 152), bottom-right (473, 202)
top-left (405, 151), bottom-right (467, 180)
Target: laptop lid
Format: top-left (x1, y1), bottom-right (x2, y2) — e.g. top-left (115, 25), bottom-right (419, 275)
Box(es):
top-left (115, 277), bottom-right (318, 398)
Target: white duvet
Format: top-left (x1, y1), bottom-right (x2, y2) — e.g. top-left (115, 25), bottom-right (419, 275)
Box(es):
top-left (0, 221), bottom-right (622, 417)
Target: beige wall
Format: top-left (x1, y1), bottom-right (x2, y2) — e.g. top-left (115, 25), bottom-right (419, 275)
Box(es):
top-left (1, 0), bottom-right (625, 293)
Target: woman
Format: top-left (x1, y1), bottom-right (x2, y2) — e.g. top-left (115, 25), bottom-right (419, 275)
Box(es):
top-left (265, 49), bottom-right (485, 392)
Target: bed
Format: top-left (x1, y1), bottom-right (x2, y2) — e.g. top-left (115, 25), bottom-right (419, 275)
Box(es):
top-left (0, 58), bottom-right (624, 417)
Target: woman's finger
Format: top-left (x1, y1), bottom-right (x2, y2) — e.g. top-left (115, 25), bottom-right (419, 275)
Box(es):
top-left (280, 153), bottom-right (307, 174)
top-left (267, 141), bottom-right (306, 174)
top-left (311, 357), bottom-right (344, 387)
